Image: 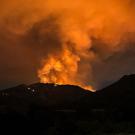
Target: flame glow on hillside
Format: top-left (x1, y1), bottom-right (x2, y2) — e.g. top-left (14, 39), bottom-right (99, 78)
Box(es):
top-left (35, 0), bottom-right (135, 91)
top-left (38, 47), bottom-right (94, 91)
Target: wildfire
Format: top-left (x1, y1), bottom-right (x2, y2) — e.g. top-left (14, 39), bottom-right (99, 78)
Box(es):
top-left (33, 0), bottom-right (134, 92)
top-left (0, 0), bottom-right (135, 93)
top-left (38, 48), bottom-right (95, 92)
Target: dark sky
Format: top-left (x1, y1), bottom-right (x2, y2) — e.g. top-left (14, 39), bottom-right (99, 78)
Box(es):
top-left (0, 0), bottom-right (135, 90)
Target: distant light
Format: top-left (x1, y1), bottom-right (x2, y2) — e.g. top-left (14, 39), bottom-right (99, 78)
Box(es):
top-left (32, 89), bottom-right (35, 92)
top-left (27, 87), bottom-right (31, 90)
top-left (54, 84), bottom-right (58, 87)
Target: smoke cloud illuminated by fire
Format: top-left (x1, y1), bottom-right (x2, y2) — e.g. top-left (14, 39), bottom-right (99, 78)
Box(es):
top-left (0, 0), bottom-right (135, 90)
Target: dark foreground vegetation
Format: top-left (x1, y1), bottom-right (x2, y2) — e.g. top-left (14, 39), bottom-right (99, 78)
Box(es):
top-left (0, 74), bottom-right (135, 135)
top-left (1, 108), bottom-right (135, 135)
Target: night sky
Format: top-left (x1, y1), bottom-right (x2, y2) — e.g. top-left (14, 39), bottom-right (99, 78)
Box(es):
top-left (0, 0), bottom-right (135, 90)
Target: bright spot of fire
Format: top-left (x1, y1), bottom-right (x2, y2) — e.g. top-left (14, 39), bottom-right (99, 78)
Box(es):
top-left (38, 48), bottom-right (95, 92)
top-left (33, 0), bottom-right (135, 92)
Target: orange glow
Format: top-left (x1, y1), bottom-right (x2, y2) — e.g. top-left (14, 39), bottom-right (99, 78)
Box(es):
top-left (2, 0), bottom-right (134, 91)
top-left (38, 48), bottom-right (95, 91)
top-left (35, 0), bottom-right (135, 92)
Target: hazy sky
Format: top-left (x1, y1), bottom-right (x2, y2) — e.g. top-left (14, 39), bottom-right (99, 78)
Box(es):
top-left (0, 0), bottom-right (135, 90)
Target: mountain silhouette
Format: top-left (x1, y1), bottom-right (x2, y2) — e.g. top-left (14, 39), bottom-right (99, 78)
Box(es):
top-left (96, 74), bottom-right (135, 109)
top-left (0, 83), bottom-right (93, 111)
top-left (0, 74), bottom-right (135, 135)
top-left (0, 74), bottom-right (135, 111)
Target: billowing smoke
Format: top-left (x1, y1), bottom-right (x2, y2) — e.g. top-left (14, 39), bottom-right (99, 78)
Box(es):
top-left (0, 0), bottom-right (135, 90)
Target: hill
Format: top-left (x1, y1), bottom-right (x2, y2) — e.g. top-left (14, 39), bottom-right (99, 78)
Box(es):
top-left (0, 74), bottom-right (135, 134)
top-left (0, 74), bottom-right (135, 111)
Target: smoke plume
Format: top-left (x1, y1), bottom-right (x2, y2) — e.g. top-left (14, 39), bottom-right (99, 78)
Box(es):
top-left (0, 0), bottom-right (135, 90)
